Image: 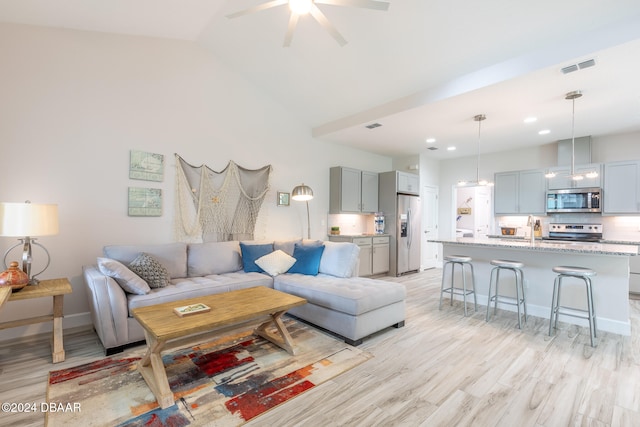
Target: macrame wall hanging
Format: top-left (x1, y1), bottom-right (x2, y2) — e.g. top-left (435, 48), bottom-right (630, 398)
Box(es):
top-left (174, 155), bottom-right (272, 242)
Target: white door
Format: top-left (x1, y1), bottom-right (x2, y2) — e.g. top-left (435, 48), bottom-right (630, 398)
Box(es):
top-left (474, 186), bottom-right (492, 237)
top-left (422, 185), bottom-right (438, 269)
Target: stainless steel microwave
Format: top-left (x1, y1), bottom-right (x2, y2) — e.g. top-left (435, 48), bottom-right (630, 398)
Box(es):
top-left (546, 188), bottom-right (602, 213)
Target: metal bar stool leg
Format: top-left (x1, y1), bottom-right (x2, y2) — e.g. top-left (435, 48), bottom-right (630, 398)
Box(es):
top-left (439, 261), bottom-right (450, 310)
top-left (486, 267), bottom-right (497, 322)
top-left (462, 263), bottom-right (468, 317)
top-left (469, 263), bottom-right (477, 311)
top-left (514, 268), bottom-right (522, 329)
top-left (549, 275), bottom-right (560, 336)
top-left (520, 269), bottom-right (528, 322)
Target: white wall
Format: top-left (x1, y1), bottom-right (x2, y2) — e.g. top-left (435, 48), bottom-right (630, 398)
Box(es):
top-left (0, 23), bottom-right (392, 340)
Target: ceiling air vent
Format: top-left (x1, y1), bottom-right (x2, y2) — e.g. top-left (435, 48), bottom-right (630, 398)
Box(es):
top-left (365, 123), bottom-right (382, 129)
top-left (427, 146), bottom-right (438, 151)
top-left (561, 64), bottom-right (578, 74)
top-left (561, 59), bottom-right (595, 74)
top-left (578, 59), bottom-right (596, 70)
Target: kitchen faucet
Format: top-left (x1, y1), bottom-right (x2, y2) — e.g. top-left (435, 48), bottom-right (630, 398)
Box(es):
top-left (527, 215), bottom-right (535, 244)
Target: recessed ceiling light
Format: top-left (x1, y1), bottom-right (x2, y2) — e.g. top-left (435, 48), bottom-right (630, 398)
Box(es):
top-left (447, 146), bottom-right (456, 151)
top-left (524, 117), bottom-right (537, 123)
top-left (538, 129), bottom-right (551, 135)
top-left (425, 138), bottom-right (436, 143)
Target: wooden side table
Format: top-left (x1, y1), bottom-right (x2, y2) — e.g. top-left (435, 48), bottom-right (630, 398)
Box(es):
top-left (0, 278), bottom-right (72, 363)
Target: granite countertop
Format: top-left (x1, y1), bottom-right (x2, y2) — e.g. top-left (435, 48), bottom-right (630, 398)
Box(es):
top-left (429, 237), bottom-right (639, 256)
top-left (328, 233), bottom-right (390, 238)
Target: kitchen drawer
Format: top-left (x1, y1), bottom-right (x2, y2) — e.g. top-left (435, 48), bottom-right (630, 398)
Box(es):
top-left (352, 237), bottom-right (373, 247)
top-left (372, 236), bottom-right (389, 245)
top-left (630, 273), bottom-right (640, 294)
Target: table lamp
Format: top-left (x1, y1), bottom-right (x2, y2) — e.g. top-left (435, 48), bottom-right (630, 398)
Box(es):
top-left (291, 184), bottom-right (313, 239)
top-left (0, 201), bottom-right (59, 285)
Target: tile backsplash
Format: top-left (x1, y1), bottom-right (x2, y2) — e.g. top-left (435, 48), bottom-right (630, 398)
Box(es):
top-left (496, 214), bottom-right (640, 241)
top-left (327, 214), bottom-right (375, 236)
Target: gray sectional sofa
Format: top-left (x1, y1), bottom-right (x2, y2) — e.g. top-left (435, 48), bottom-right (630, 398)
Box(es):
top-left (82, 239), bottom-right (406, 355)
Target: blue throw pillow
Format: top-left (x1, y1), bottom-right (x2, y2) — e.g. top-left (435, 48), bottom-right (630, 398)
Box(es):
top-left (239, 242), bottom-right (274, 273)
top-left (288, 243), bottom-right (325, 276)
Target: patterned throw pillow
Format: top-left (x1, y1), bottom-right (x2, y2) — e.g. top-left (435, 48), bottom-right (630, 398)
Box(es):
top-left (255, 250), bottom-right (296, 276)
top-left (128, 252), bottom-right (170, 289)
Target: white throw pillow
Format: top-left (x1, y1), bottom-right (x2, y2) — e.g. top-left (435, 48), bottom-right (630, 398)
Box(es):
top-left (97, 257), bottom-right (151, 295)
top-left (254, 250), bottom-right (296, 276)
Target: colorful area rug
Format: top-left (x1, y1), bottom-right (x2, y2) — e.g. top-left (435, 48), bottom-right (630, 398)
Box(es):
top-left (46, 320), bottom-right (371, 426)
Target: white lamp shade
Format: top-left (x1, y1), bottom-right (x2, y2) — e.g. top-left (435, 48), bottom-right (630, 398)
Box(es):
top-left (291, 184), bottom-right (313, 201)
top-left (0, 202), bottom-right (59, 237)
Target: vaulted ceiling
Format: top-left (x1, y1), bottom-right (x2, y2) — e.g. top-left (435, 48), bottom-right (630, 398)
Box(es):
top-left (2, 0), bottom-right (640, 159)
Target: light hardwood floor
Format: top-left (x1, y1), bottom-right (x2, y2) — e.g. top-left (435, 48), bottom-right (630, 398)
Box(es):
top-left (1, 269), bottom-right (639, 426)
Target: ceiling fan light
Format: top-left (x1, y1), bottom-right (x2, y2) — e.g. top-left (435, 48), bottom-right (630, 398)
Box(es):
top-left (289, 0), bottom-right (312, 15)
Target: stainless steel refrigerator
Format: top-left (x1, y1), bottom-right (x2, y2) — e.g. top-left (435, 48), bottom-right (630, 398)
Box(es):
top-left (379, 171), bottom-right (421, 276)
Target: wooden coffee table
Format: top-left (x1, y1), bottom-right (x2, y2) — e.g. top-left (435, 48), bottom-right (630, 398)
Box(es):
top-left (131, 286), bottom-right (306, 409)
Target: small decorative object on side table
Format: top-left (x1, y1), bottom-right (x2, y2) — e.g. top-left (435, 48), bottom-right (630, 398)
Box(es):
top-left (0, 261), bottom-right (30, 292)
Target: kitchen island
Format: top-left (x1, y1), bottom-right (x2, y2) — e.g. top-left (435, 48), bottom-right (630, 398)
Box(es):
top-left (429, 237), bottom-right (639, 335)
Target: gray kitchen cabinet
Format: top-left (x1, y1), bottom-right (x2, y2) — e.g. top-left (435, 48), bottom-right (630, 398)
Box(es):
top-left (328, 235), bottom-right (389, 276)
top-left (397, 171), bottom-right (419, 195)
top-left (547, 163), bottom-right (602, 189)
top-left (330, 167), bottom-right (378, 214)
top-left (494, 169), bottom-right (546, 215)
top-left (372, 236), bottom-right (390, 275)
top-left (604, 160), bottom-right (640, 214)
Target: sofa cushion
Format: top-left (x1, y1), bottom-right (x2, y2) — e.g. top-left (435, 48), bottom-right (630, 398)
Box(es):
top-left (288, 243), bottom-right (325, 276)
top-left (97, 257), bottom-right (151, 295)
top-left (128, 253), bottom-right (170, 289)
top-left (274, 274), bottom-right (406, 316)
top-left (255, 250), bottom-right (296, 276)
top-left (103, 243), bottom-right (187, 279)
top-left (187, 241), bottom-right (243, 276)
top-left (319, 241), bottom-right (360, 278)
top-left (273, 239), bottom-right (301, 256)
top-left (239, 242), bottom-right (274, 273)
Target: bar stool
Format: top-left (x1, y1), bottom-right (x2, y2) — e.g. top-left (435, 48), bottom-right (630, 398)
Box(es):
top-left (439, 255), bottom-right (477, 316)
top-left (549, 266), bottom-right (598, 347)
top-left (485, 259), bottom-right (527, 329)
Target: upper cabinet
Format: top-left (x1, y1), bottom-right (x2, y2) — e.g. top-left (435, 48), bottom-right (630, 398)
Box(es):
top-left (603, 160), bottom-right (640, 214)
top-left (547, 163), bottom-right (602, 189)
top-left (397, 171), bottom-right (420, 195)
top-left (330, 167), bottom-right (378, 214)
top-left (494, 169), bottom-right (546, 215)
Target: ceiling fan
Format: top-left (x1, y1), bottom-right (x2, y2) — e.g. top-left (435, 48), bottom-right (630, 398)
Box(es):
top-left (227, 0), bottom-right (390, 47)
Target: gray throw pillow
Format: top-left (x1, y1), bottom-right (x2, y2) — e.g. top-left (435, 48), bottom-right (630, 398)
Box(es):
top-left (128, 253), bottom-right (170, 289)
top-left (97, 257), bottom-right (151, 295)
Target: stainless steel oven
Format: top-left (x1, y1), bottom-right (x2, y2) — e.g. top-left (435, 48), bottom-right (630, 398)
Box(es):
top-left (546, 188), bottom-right (601, 213)
top-left (545, 223), bottom-right (603, 242)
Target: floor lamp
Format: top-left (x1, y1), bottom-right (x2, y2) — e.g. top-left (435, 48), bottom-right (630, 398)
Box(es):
top-left (291, 184), bottom-right (313, 239)
top-left (0, 201), bottom-right (59, 285)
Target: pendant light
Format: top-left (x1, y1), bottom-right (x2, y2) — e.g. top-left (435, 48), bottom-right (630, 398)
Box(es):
top-left (458, 114), bottom-right (493, 186)
top-left (565, 90), bottom-right (598, 181)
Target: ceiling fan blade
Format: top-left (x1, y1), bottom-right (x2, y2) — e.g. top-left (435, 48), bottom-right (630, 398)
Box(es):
top-left (314, 0), bottom-right (390, 11)
top-left (226, 0), bottom-right (288, 19)
top-left (283, 13), bottom-right (300, 47)
top-left (309, 4), bottom-right (348, 46)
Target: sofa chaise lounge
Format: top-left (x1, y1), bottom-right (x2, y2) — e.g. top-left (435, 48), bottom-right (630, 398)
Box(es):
top-left (82, 239), bottom-right (406, 355)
